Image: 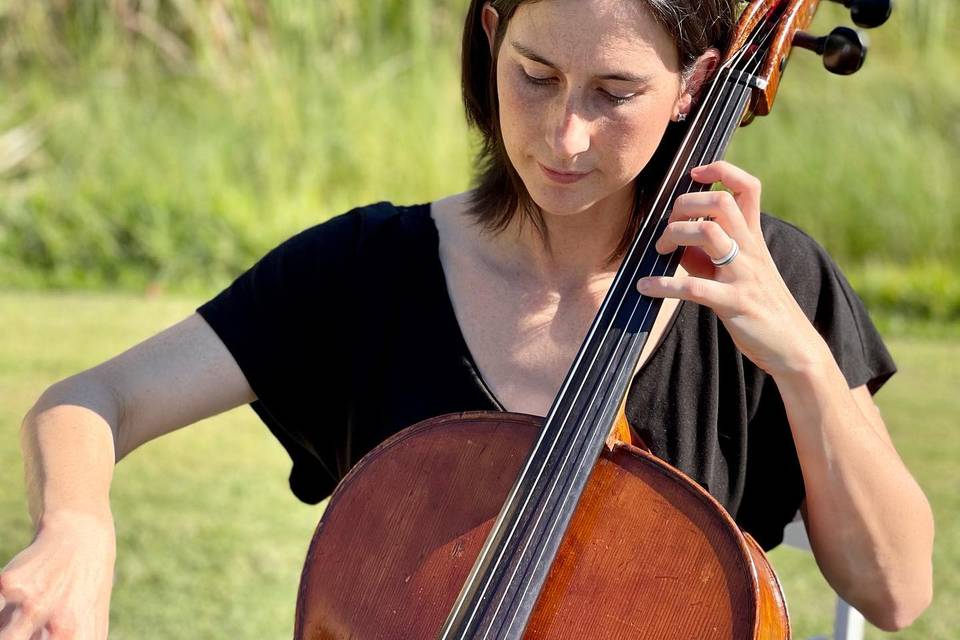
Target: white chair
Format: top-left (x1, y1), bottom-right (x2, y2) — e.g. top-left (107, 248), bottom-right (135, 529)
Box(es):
top-left (782, 516), bottom-right (866, 640)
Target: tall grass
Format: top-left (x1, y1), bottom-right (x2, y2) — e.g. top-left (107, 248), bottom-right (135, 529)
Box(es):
top-left (0, 0), bottom-right (473, 289)
top-left (0, 0), bottom-right (956, 321)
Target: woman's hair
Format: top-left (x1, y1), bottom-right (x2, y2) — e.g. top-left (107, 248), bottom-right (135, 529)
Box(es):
top-left (460, 0), bottom-right (737, 261)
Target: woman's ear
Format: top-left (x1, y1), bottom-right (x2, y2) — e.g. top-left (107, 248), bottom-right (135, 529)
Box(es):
top-left (481, 3), bottom-right (500, 54)
top-left (675, 48), bottom-right (721, 120)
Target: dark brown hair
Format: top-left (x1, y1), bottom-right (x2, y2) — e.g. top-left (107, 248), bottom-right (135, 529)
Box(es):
top-left (460, 0), bottom-right (737, 261)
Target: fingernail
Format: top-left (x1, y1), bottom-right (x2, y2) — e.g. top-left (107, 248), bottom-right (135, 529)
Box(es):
top-left (637, 279), bottom-right (651, 292)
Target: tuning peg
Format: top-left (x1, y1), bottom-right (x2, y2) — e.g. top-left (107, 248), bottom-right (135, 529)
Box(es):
top-left (793, 27), bottom-right (867, 75)
top-left (827, 0), bottom-right (893, 29)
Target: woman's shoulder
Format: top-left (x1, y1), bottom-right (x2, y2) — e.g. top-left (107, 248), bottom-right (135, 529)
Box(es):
top-left (296, 200), bottom-right (434, 246)
top-left (757, 212), bottom-right (871, 324)
top-left (758, 214), bottom-right (896, 393)
top-left (758, 212), bottom-right (845, 297)
top-left (256, 200), bottom-right (435, 274)
top-left (759, 213), bottom-right (832, 265)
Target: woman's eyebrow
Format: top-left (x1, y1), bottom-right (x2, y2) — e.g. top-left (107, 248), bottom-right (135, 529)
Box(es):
top-left (510, 41), bottom-right (651, 84)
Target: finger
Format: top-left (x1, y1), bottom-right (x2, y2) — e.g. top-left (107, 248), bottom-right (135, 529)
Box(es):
top-left (678, 246), bottom-right (719, 279)
top-left (670, 189), bottom-right (750, 238)
top-left (0, 576), bottom-right (44, 640)
top-left (0, 599), bottom-right (11, 630)
top-left (690, 161), bottom-right (762, 232)
top-left (0, 607), bottom-right (43, 640)
top-left (637, 275), bottom-right (738, 316)
top-left (655, 220), bottom-right (740, 266)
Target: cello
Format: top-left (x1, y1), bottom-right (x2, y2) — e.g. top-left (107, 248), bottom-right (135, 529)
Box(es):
top-left (295, 0), bottom-right (892, 637)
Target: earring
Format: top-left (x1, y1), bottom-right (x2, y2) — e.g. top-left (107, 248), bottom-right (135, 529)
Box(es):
top-left (676, 113), bottom-right (688, 123)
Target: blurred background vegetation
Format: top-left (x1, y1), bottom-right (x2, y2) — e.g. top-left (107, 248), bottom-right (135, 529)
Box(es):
top-left (0, 1), bottom-right (956, 639)
top-left (0, 0), bottom-right (956, 329)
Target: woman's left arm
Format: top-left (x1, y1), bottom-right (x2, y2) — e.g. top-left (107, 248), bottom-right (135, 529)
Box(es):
top-left (777, 362), bottom-right (933, 632)
top-left (637, 160), bottom-right (934, 632)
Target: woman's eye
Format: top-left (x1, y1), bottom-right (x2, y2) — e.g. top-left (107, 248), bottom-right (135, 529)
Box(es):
top-left (521, 69), bottom-right (555, 86)
top-left (520, 68), bottom-right (635, 105)
top-left (599, 89), bottom-right (635, 105)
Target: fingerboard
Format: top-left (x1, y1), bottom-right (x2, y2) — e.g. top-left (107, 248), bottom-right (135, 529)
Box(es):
top-left (440, 13), bottom-right (776, 639)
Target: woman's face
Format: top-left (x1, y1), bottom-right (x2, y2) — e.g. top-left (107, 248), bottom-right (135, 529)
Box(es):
top-left (484, 0), bottom-right (689, 218)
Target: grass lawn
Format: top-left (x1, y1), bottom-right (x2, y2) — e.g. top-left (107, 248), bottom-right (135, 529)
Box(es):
top-left (0, 291), bottom-right (956, 638)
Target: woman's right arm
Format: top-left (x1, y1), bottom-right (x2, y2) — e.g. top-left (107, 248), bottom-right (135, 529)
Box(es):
top-left (0, 313), bottom-right (253, 640)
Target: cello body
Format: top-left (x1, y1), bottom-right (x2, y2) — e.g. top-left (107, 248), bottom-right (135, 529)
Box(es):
top-left (295, 413), bottom-right (789, 639)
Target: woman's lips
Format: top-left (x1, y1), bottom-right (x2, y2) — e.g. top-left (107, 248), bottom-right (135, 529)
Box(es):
top-left (539, 162), bottom-right (591, 184)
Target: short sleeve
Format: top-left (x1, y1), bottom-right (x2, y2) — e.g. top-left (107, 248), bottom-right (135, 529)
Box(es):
top-left (811, 262), bottom-right (897, 394)
top-left (763, 215), bottom-right (897, 394)
top-left (196, 208), bottom-right (365, 503)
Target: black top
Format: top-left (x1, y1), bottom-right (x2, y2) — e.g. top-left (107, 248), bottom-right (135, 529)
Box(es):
top-left (196, 201), bottom-right (896, 550)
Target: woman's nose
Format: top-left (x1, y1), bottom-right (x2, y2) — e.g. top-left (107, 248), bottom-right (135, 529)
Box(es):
top-left (547, 100), bottom-right (591, 160)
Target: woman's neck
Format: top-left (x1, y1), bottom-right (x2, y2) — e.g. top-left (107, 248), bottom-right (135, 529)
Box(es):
top-left (484, 189), bottom-right (633, 293)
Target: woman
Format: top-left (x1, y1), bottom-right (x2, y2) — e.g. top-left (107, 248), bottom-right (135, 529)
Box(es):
top-left (0, 0), bottom-right (933, 637)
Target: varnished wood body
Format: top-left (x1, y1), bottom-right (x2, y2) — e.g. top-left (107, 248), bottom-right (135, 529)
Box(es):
top-left (727, 0), bottom-right (825, 120)
top-left (296, 413), bottom-right (790, 639)
top-left (753, 0), bottom-right (821, 116)
top-left (725, 0), bottom-right (781, 60)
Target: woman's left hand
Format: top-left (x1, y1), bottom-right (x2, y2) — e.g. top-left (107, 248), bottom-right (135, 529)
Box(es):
top-left (636, 160), bottom-right (825, 377)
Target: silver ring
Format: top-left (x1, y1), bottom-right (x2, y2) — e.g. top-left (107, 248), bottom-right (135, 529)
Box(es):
top-left (711, 238), bottom-right (740, 267)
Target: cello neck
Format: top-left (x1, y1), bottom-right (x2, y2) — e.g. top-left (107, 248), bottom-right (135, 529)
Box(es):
top-left (440, 13), bottom-right (780, 639)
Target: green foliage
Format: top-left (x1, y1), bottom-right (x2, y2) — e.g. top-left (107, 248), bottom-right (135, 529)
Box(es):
top-left (0, 0), bottom-right (473, 291)
top-left (850, 261), bottom-right (960, 323)
top-left (0, 1), bottom-right (466, 71)
top-left (0, 0), bottom-right (956, 327)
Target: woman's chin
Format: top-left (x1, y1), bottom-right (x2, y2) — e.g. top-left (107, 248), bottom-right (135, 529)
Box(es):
top-left (526, 185), bottom-right (600, 218)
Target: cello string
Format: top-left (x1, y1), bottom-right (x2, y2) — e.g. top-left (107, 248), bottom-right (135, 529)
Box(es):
top-left (442, 8), bottom-right (776, 634)
top-left (494, 43), bottom-right (771, 640)
top-left (468, 16), bottom-right (778, 637)
top-left (478, 23), bottom-right (775, 635)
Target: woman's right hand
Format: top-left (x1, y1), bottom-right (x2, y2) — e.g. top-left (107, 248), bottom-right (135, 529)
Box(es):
top-left (0, 509), bottom-right (115, 640)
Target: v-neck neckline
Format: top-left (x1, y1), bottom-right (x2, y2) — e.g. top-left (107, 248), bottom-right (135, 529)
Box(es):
top-left (413, 202), bottom-right (508, 412)
top-left (410, 200), bottom-right (685, 418)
